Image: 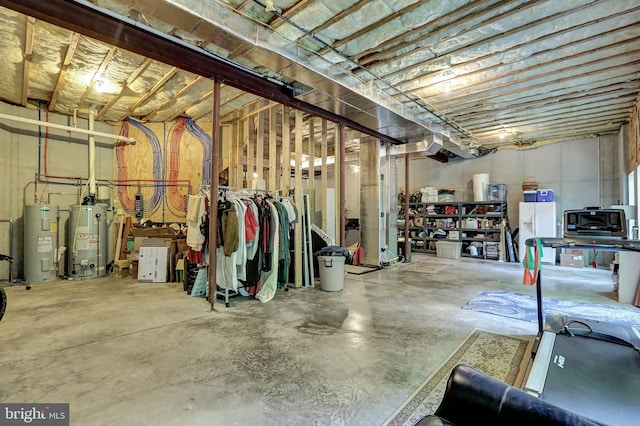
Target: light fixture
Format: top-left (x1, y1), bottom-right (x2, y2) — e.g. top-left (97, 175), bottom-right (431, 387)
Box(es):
top-left (265, 0), bottom-right (280, 13)
top-left (443, 80), bottom-right (452, 93)
top-left (499, 130), bottom-right (506, 140)
top-left (94, 76), bottom-right (115, 93)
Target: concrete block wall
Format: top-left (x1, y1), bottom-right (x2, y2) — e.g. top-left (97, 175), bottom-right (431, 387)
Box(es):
top-left (0, 102), bottom-right (115, 280)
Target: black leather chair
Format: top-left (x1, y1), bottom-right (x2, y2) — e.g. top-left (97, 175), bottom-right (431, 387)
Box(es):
top-left (414, 364), bottom-right (600, 426)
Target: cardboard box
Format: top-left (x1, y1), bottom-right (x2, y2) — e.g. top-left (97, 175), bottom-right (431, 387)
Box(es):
top-left (138, 246), bottom-right (169, 282)
top-left (448, 230), bottom-right (460, 240)
top-left (560, 253), bottom-right (583, 268)
top-left (130, 226), bottom-right (176, 239)
top-left (436, 241), bottom-right (462, 259)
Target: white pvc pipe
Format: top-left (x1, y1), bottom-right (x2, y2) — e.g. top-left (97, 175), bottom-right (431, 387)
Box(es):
top-left (89, 110), bottom-right (96, 196)
top-left (0, 112), bottom-right (135, 144)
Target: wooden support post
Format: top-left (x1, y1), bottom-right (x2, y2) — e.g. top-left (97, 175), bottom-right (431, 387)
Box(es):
top-left (321, 119), bottom-right (328, 232)
top-left (308, 118), bottom-right (315, 225)
top-left (256, 111), bottom-right (264, 184)
top-left (294, 109), bottom-right (303, 288)
top-left (243, 118), bottom-right (250, 187)
top-left (281, 106), bottom-right (291, 196)
top-left (268, 106), bottom-right (277, 191)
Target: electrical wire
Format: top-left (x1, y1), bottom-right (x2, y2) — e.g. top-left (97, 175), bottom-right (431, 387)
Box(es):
top-left (125, 118), bottom-right (163, 216)
top-left (115, 121), bottom-right (136, 214)
top-left (166, 117), bottom-right (188, 217)
top-left (185, 117), bottom-right (212, 184)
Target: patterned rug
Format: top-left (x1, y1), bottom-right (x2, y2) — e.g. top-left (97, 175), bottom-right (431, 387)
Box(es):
top-left (385, 330), bottom-right (530, 426)
top-left (462, 290), bottom-right (640, 327)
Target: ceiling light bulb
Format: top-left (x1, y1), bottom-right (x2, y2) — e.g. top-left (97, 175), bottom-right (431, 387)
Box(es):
top-left (94, 76), bottom-right (114, 93)
top-left (499, 131), bottom-right (506, 139)
top-left (443, 81), bottom-right (452, 93)
top-left (265, 0), bottom-right (279, 13)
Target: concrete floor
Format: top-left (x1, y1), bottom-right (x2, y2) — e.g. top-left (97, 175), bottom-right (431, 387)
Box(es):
top-left (0, 254), bottom-right (617, 425)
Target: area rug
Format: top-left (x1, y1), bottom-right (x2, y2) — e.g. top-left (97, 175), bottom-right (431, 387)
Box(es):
top-left (385, 330), bottom-right (530, 426)
top-left (462, 290), bottom-right (640, 327)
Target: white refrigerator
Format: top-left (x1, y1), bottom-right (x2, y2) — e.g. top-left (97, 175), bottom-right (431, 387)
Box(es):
top-left (519, 202), bottom-right (557, 264)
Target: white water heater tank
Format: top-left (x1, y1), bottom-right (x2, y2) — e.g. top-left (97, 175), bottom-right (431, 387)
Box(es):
top-left (24, 205), bottom-right (59, 283)
top-left (68, 203), bottom-right (108, 279)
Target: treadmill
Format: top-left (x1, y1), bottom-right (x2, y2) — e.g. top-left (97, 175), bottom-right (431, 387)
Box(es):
top-left (523, 206), bottom-right (640, 425)
top-left (523, 314), bottom-right (640, 425)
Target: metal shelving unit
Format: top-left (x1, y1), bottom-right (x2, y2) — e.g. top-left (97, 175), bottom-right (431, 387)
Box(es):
top-left (398, 201), bottom-right (508, 259)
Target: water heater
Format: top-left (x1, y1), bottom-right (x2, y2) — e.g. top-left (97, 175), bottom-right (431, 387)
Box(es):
top-left (24, 205), bottom-right (59, 283)
top-left (68, 203), bottom-right (108, 279)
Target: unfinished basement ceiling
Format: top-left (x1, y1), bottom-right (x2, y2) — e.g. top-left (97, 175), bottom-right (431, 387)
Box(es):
top-left (0, 0), bottom-right (638, 158)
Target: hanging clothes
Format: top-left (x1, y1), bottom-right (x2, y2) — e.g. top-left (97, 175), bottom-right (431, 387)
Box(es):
top-left (245, 202), bottom-right (259, 243)
top-left (186, 194), bottom-right (206, 251)
top-left (274, 201), bottom-right (291, 284)
top-left (232, 197), bottom-right (247, 283)
top-left (256, 200), bottom-right (280, 303)
top-left (261, 200), bottom-right (275, 272)
top-left (246, 201), bottom-right (261, 261)
top-left (241, 199), bottom-right (263, 294)
top-left (218, 199), bottom-right (239, 256)
top-left (281, 197), bottom-right (298, 223)
top-left (214, 197), bottom-right (239, 291)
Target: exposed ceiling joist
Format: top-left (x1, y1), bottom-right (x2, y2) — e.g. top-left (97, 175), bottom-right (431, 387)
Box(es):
top-left (0, 0), bottom-right (637, 158)
top-left (21, 16), bottom-right (36, 106)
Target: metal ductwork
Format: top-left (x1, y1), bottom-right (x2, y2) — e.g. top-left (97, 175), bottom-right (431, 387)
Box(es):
top-left (123, 0), bottom-right (451, 145)
top-left (0, 0), bottom-right (472, 154)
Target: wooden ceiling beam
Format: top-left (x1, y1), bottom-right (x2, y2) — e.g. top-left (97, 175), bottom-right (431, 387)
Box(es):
top-left (380, 1), bottom-right (580, 83)
top-left (403, 28), bottom-right (640, 98)
top-left (417, 47), bottom-right (640, 109)
top-left (269, 0), bottom-right (315, 28)
top-left (0, 0), bottom-right (406, 145)
top-left (432, 61), bottom-right (640, 111)
top-left (142, 76), bottom-right (204, 121)
top-left (49, 32), bottom-right (79, 111)
top-left (78, 46), bottom-right (116, 106)
top-left (21, 16), bottom-right (36, 106)
top-left (459, 90), bottom-right (638, 127)
top-left (452, 78), bottom-right (640, 119)
top-left (305, 0), bottom-right (368, 35)
top-left (96, 57), bottom-right (152, 120)
top-left (168, 88), bottom-right (213, 122)
top-left (119, 66), bottom-right (178, 120)
top-left (329, 0), bottom-right (427, 52)
top-left (356, 0), bottom-right (521, 67)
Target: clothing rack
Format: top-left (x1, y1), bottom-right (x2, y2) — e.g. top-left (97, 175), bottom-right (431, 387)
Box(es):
top-left (186, 186), bottom-right (306, 306)
top-left (214, 190), bottom-right (294, 306)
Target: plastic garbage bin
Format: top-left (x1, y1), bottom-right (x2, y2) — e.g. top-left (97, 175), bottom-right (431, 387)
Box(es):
top-left (316, 246), bottom-right (350, 292)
